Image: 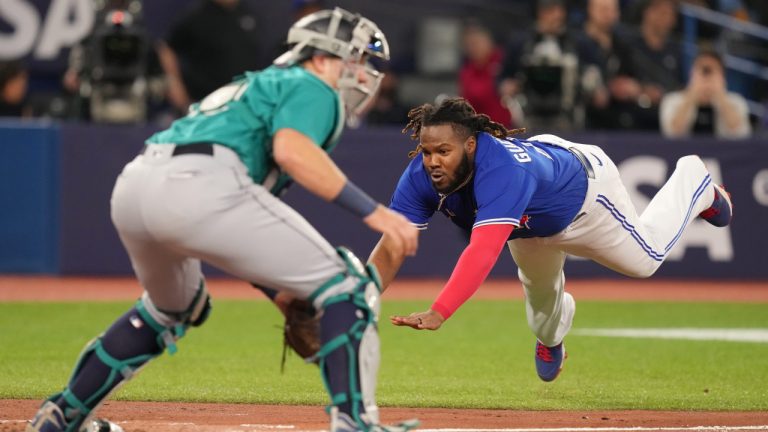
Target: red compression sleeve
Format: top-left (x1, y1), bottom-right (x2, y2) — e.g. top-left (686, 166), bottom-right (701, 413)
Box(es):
top-left (431, 224), bottom-right (514, 320)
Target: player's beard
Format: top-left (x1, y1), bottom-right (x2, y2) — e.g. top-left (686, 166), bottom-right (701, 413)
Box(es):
top-left (435, 152), bottom-right (473, 194)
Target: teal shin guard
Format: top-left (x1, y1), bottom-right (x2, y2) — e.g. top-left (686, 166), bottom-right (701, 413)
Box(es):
top-left (49, 290), bottom-right (210, 431)
top-left (318, 300), bottom-right (367, 419)
top-left (312, 247), bottom-right (383, 430)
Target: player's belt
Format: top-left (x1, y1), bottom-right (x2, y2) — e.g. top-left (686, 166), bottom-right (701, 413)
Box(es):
top-left (140, 142), bottom-right (215, 156)
top-left (568, 147), bottom-right (595, 179)
top-left (171, 142), bottom-right (214, 156)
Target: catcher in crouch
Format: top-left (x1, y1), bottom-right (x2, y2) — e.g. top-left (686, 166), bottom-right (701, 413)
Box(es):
top-left (267, 97), bottom-right (733, 384)
top-left (27, 8), bottom-right (418, 432)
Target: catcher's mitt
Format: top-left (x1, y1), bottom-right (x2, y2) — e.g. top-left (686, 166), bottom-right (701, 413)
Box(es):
top-left (281, 298), bottom-right (321, 370)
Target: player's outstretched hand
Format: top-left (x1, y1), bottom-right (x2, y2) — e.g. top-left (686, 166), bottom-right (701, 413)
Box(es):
top-left (363, 205), bottom-right (418, 257)
top-left (390, 309), bottom-right (445, 331)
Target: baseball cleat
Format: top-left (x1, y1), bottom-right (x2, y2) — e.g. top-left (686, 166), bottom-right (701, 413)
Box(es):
top-left (699, 184), bottom-right (732, 227)
top-left (26, 401), bottom-right (124, 432)
top-left (535, 340), bottom-right (566, 382)
top-left (330, 410), bottom-right (419, 432)
top-left (26, 401), bottom-right (67, 432)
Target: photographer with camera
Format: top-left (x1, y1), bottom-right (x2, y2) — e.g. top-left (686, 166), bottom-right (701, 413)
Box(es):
top-left (660, 48), bottom-right (751, 139)
top-left (497, 0), bottom-right (583, 132)
top-left (63, 0), bottom-right (166, 123)
top-left (575, 0), bottom-right (634, 130)
top-left (608, 0), bottom-right (683, 131)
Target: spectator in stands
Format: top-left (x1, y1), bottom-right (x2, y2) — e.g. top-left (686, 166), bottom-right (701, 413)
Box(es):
top-left (498, 0), bottom-right (583, 132)
top-left (158, 0), bottom-right (268, 113)
top-left (660, 48), bottom-right (751, 139)
top-left (0, 60), bottom-right (29, 117)
top-left (611, 0), bottom-right (684, 130)
top-left (575, 0), bottom-right (630, 129)
top-left (459, 22), bottom-right (512, 127)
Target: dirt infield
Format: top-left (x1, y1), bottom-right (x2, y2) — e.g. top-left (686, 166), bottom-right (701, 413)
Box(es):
top-left (3, 399), bottom-right (768, 432)
top-left (2, 276), bottom-right (767, 431)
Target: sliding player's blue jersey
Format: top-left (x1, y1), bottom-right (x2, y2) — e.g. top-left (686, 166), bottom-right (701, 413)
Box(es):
top-left (390, 132), bottom-right (588, 239)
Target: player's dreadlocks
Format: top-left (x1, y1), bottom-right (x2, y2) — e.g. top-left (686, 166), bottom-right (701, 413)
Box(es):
top-left (403, 97), bottom-right (524, 158)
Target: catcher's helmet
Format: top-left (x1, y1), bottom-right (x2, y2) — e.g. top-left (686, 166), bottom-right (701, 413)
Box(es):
top-left (274, 7), bottom-right (390, 126)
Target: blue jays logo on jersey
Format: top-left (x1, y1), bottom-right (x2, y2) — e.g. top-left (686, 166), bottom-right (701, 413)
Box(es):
top-left (520, 214), bottom-right (532, 229)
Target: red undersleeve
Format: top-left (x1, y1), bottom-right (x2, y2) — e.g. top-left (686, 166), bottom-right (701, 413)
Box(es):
top-left (431, 223), bottom-right (514, 319)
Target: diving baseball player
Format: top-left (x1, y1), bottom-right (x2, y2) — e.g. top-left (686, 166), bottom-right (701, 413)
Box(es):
top-left (370, 97), bottom-right (733, 382)
top-left (26, 8), bottom-right (418, 432)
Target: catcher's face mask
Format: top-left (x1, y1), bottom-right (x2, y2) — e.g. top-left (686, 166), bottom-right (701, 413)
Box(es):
top-left (337, 59), bottom-right (383, 128)
top-left (274, 7), bottom-right (390, 127)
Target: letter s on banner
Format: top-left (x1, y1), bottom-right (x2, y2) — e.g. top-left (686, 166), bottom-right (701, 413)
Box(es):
top-left (0, 0), bottom-right (40, 58)
top-left (35, 0), bottom-right (94, 60)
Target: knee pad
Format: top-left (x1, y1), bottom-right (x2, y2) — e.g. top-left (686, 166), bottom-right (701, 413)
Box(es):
top-left (309, 247), bottom-right (382, 317)
top-left (137, 280), bottom-right (212, 354)
top-left (50, 281), bottom-right (212, 430)
top-left (311, 247), bottom-right (382, 427)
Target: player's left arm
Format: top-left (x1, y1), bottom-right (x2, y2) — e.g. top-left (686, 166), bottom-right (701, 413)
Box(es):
top-left (391, 163), bottom-right (531, 331)
top-left (389, 223), bottom-right (513, 330)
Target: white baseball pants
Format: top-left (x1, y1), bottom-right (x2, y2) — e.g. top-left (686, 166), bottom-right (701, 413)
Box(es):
top-left (509, 135), bottom-right (716, 346)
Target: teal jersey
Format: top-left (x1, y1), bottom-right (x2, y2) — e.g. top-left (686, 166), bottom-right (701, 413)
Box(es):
top-left (147, 65), bottom-right (345, 194)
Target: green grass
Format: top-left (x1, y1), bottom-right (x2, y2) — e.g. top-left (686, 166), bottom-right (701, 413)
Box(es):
top-left (1, 300), bottom-right (766, 410)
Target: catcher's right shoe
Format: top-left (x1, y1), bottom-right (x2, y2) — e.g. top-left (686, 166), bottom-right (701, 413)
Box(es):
top-left (535, 340), bottom-right (566, 382)
top-left (699, 184), bottom-right (733, 227)
top-left (26, 401), bottom-right (124, 432)
top-left (26, 402), bottom-right (66, 432)
top-left (330, 409), bottom-right (419, 432)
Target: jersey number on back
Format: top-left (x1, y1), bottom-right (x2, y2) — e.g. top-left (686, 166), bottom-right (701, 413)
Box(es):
top-left (191, 80), bottom-right (249, 117)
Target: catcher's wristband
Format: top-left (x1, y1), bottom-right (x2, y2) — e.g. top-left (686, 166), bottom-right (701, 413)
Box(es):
top-left (333, 181), bottom-right (378, 218)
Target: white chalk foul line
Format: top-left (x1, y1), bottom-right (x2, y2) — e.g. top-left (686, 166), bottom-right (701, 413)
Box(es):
top-left (572, 328), bottom-right (768, 343)
top-left (417, 427), bottom-right (768, 432)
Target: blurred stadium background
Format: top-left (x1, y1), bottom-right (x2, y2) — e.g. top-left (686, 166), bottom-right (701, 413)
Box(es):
top-left (1, 0), bottom-right (766, 279)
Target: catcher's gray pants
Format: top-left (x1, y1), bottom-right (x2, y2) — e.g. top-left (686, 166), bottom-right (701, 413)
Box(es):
top-left (111, 143), bottom-right (355, 313)
top-left (509, 135), bottom-right (716, 346)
